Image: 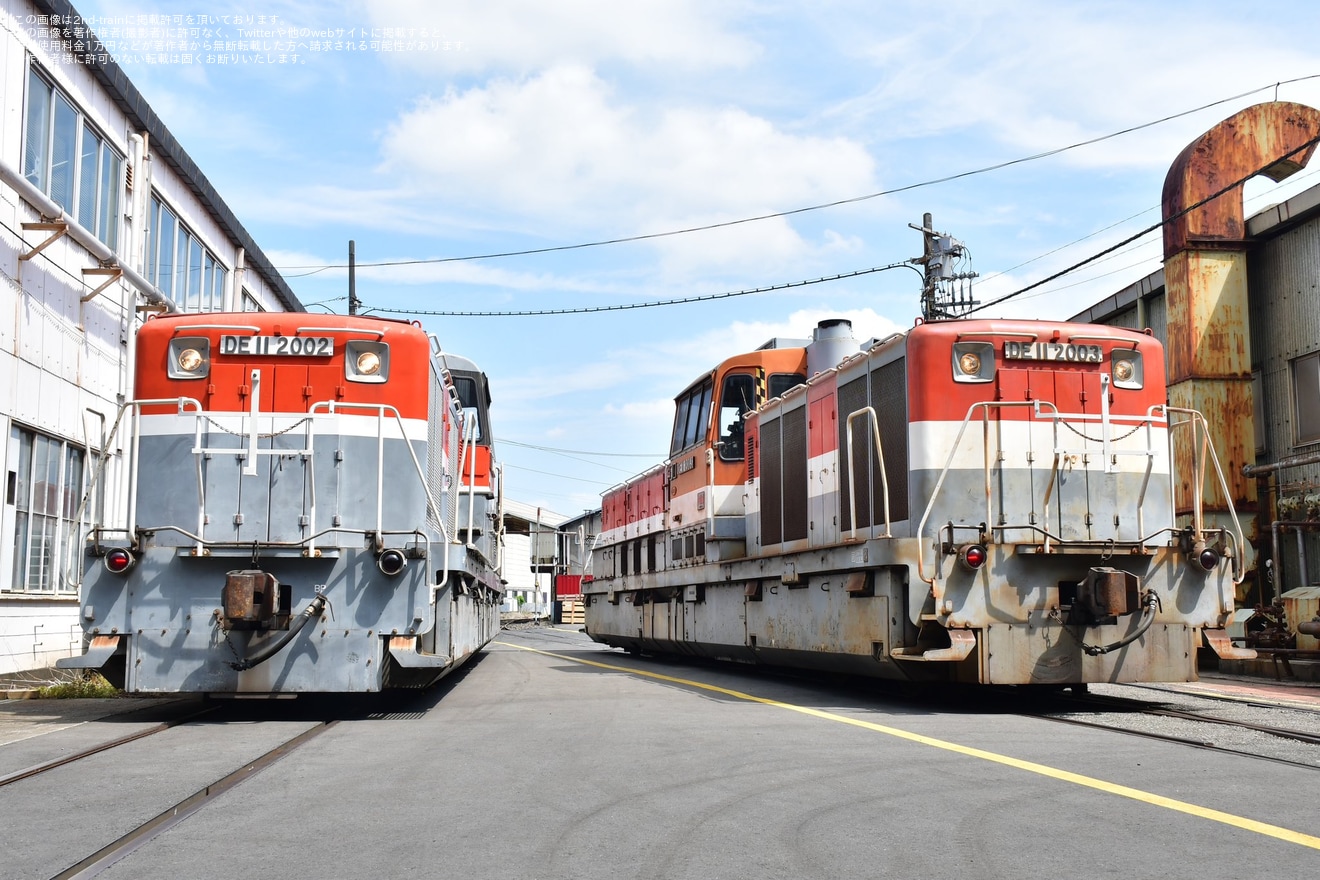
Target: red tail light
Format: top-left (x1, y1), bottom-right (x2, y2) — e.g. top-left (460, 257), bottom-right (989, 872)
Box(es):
top-left (958, 544), bottom-right (988, 571)
top-left (104, 548), bottom-right (135, 574)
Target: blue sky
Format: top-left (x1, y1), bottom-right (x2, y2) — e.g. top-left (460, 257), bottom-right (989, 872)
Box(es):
top-left (69, 0), bottom-right (1320, 517)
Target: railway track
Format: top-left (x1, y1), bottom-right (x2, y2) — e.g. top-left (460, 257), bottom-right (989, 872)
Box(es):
top-left (1026, 685), bottom-right (1320, 770)
top-left (0, 697), bottom-right (363, 879)
top-left (0, 704), bottom-right (216, 789)
top-left (50, 720), bottom-right (339, 879)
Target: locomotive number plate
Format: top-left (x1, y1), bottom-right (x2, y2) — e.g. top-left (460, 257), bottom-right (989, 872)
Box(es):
top-left (1002, 341), bottom-right (1102, 363)
top-left (219, 335), bottom-right (335, 357)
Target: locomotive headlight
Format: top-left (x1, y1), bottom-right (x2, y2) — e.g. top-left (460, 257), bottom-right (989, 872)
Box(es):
top-left (951, 342), bottom-right (995, 383)
top-left (167, 337), bottom-right (210, 379)
top-left (356, 351), bottom-right (381, 375)
top-left (178, 348), bottom-right (205, 372)
top-left (1110, 349), bottom-right (1143, 389)
top-left (346, 341), bottom-right (390, 383)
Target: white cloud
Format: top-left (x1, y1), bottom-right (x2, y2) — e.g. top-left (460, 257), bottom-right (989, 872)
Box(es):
top-left (377, 65), bottom-right (876, 272)
top-left (830, 1), bottom-right (1320, 173)
top-left (360, 0), bottom-right (757, 73)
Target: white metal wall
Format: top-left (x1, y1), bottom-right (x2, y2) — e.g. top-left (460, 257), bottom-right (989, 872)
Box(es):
top-left (0, 0), bottom-right (294, 674)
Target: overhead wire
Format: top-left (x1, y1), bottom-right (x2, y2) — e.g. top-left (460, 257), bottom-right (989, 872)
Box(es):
top-left (277, 76), bottom-right (1320, 276)
top-left (499, 439), bottom-right (665, 458)
top-left (365, 262), bottom-right (921, 317)
top-left (967, 129), bottom-right (1320, 314)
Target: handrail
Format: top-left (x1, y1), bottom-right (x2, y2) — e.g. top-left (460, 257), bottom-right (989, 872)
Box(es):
top-left (308, 399), bottom-right (451, 543)
top-left (1165, 407), bottom-right (1247, 586)
top-left (63, 396), bottom-right (201, 588)
top-left (914, 401), bottom-right (1040, 587)
top-left (914, 399), bottom-right (1171, 601)
top-left (463, 411), bottom-right (479, 541)
top-left (844, 407), bottom-right (892, 539)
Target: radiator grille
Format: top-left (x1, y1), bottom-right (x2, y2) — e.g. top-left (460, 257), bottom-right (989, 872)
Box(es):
top-left (783, 406), bottom-right (808, 541)
top-left (837, 375), bottom-right (870, 531)
top-left (872, 360), bottom-right (909, 523)
top-left (761, 416), bottom-right (782, 545)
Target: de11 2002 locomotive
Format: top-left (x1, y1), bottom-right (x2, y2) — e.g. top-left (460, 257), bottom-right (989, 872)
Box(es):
top-left (584, 316), bottom-right (1252, 686)
top-left (59, 312), bottom-right (504, 694)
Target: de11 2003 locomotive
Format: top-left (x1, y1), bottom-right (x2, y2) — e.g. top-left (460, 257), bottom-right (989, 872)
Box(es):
top-left (584, 316), bottom-right (1251, 686)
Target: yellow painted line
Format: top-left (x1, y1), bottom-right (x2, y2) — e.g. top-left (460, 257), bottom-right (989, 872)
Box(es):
top-left (498, 640), bottom-right (1320, 851)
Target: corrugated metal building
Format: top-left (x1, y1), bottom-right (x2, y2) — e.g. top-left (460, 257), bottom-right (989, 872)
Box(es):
top-left (0, 0), bottom-right (302, 674)
top-left (1072, 177), bottom-right (1320, 608)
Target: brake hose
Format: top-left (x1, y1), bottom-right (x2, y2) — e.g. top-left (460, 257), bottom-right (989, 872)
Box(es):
top-left (229, 593), bottom-right (329, 672)
top-left (1077, 591), bottom-right (1162, 657)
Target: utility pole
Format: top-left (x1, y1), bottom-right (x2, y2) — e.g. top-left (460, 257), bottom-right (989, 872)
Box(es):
top-left (347, 239), bottom-right (360, 315)
top-left (911, 213), bottom-right (978, 321)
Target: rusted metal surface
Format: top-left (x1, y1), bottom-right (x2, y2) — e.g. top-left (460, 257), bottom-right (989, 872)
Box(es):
top-left (1202, 628), bottom-right (1257, 660)
top-left (221, 570), bottom-right (277, 630)
top-left (1164, 251), bottom-right (1251, 385)
top-left (1162, 101), bottom-right (1320, 259)
top-left (1168, 379), bottom-right (1256, 512)
top-left (1159, 103), bottom-right (1320, 526)
top-left (1281, 586), bottom-right (1320, 650)
top-left (1075, 567), bottom-right (1140, 621)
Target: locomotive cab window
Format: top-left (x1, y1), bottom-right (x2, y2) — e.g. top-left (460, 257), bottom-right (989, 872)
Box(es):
top-left (451, 373), bottom-right (489, 442)
top-left (670, 377), bottom-right (714, 456)
top-left (718, 373), bottom-right (756, 461)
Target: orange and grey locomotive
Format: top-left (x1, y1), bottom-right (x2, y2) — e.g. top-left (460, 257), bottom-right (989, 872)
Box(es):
top-left (59, 312), bottom-right (504, 694)
top-left (584, 317), bottom-right (1252, 685)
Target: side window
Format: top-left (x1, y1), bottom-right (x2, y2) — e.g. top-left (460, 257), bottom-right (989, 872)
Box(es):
top-left (717, 374), bottom-right (756, 462)
top-left (669, 378), bottom-right (714, 455)
top-left (452, 375), bottom-right (485, 442)
top-left (7, 426), bottom-right (87, 595)
top-left (1292, 352), bottom-right (1320, 446)
top-left (23, 67), bottom-right (122, 249)
top-left (684, 380), bottom-right (712, 450)
top-left (669, 397), bottom-right (689, 456)
top-left (769, 372), bottom-right (806, 399)
top-left (147, 193), bottom-right (228, 312)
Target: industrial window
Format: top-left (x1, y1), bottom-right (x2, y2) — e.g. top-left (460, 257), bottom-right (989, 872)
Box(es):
top-left (22, 66), bottom-right (122, 250)
top-left (6, 426), bottom-right (88, 595)
top-left (144, 195), bottom-right (229, 310)
top-left (1292, 352), bottom-right (1320, 446)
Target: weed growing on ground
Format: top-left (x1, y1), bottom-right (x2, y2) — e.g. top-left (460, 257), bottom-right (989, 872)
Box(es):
top-left (35, 673), bottom-right (120, 699)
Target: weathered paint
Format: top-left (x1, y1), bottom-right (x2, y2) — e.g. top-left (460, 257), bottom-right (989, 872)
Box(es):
top-left (1162, 102), bottom-right (1320, 258)
top-left (1160, 103), bottom-right (1320, 526)
top-left (586, 318), bottom-right (1242, 686)
top-left (60, 313), bottom-right (503, 694)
